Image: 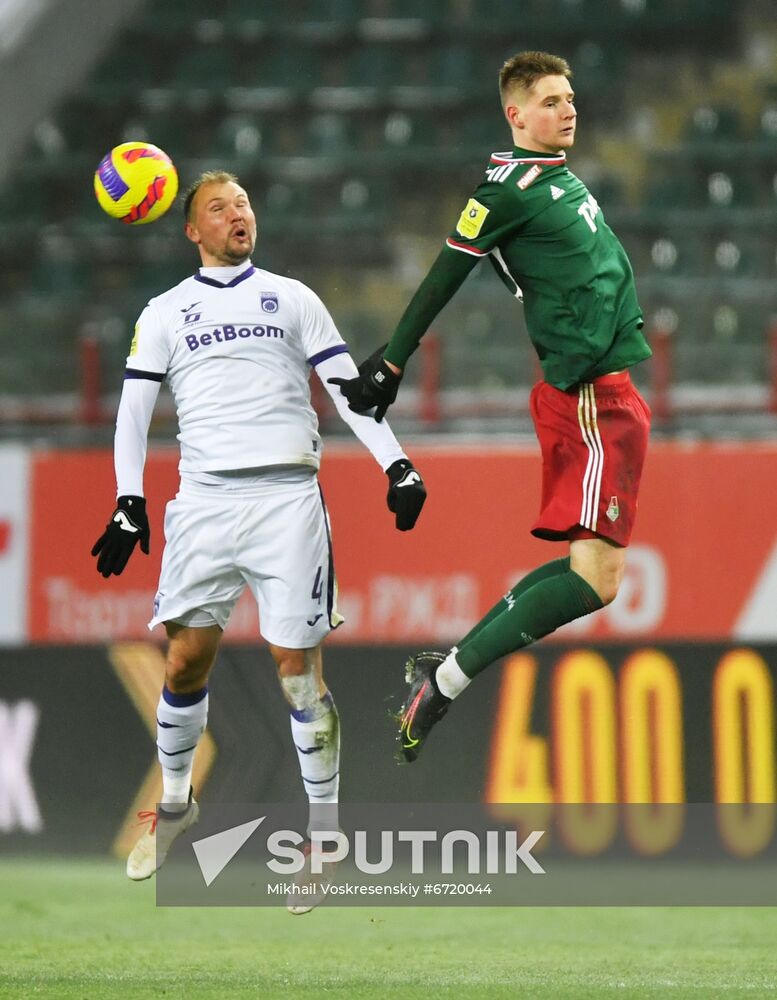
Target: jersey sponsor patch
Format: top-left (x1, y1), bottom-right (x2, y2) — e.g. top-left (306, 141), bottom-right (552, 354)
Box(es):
top-left (456, 198), bottom-right (489, 239)
top-left (129, 324), bottom-right (139, 356)
top-left (184, 324), bottom-right (286, 351)
top-left (516, 164), bottom-right (543, 190)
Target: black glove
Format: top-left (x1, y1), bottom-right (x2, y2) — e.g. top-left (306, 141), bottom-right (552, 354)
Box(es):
top-left (91, 496), bottom-right (150, 577)
top-left (386, 459), bottom-right (427, 531)
top-left (328, 344), bottom-right (402, 422)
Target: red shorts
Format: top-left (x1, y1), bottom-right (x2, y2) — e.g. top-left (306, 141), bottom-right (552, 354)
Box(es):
top-left (529, 371), bottom-right (651, 548)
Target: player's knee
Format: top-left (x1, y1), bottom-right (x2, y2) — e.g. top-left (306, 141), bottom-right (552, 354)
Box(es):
top-left (165, 648), bottom-right (211, 690)
top-left (596, 576), bottom-right (620, 607)
top-left (272, 646), bottom-right (324, 711)
top-left (274, 649), bottom-right (307, 677)
top-left (591, 561), bottom-right (624, 606)
top-left (571, 539), bottom-right (625, 607)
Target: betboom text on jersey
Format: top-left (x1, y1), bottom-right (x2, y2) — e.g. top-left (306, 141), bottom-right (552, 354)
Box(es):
top-left (185, 324), bottom-right (285, 351)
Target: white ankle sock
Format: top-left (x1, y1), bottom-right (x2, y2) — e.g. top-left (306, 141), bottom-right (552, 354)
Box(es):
top-left (435, 652), bottom-right (471, 700)
top-left (161, 773), bottom-right (191, 812)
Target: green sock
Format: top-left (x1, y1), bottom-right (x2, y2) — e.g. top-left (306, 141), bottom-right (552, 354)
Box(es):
top-left (455, 569), bottom-right (603, 679)
top-left (457, 557), bottom-right (571, 648)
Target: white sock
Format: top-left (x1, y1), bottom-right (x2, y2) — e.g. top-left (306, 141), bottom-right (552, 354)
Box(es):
top-left (156, 685), bottom-right (208, 811)
top-left (289, 692), bottom-right (340, 836)
top-left (435, 651), bottom-right (471, 700)
top-left (161, 772), bottom-right (191, 811)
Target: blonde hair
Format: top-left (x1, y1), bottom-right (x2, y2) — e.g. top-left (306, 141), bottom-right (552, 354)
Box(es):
top-left (499, 51), bottom-right (572, 103)
top-left (183, 170), bottom-right (240, 221)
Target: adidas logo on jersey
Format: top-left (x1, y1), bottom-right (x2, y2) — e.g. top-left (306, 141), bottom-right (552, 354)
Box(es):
top-left (550, 185), bottom-right (565, 201)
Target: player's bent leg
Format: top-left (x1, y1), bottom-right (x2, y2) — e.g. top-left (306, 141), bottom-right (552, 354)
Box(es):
top-left (269, 643), bottom-right (341, 914)
top-left (569, 536), bottom-right (626, 607)
top-left (126, 621), bottom-right (221, 881)
top-left (396, 541), bottom-right (621, 764)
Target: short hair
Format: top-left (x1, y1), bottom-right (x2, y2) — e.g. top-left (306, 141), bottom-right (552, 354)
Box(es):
top-left (183, 170), bottom-right (240, 221)
top-left (499, 51), bottom-right (572, 103)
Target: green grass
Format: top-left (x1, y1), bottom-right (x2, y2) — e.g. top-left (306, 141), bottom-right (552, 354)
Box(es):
top-left (0, 859), bottom-right (775, 999)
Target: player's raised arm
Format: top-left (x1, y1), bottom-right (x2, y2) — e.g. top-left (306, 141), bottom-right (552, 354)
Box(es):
top-left (328, 247), bottom-right (478, 421)
top-left (315, 349), bottom-right (427, 531)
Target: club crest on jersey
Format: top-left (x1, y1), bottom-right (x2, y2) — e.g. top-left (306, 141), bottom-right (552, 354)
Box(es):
top-left (606, 496), bottom-right (620, 522)
top-left (517, 165), bottom-right (542, 190)
top-left (261, 293), bottom-right (279, 314)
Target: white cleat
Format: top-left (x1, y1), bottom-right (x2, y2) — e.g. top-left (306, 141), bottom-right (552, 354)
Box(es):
top-left (287, 841), bottom-right (339, 915)
top-left (126, 798), bottom-right (199, 881)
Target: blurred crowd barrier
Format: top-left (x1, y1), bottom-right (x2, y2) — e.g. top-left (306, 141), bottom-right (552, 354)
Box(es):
top-left (1, 440), bottom-right (776, 644)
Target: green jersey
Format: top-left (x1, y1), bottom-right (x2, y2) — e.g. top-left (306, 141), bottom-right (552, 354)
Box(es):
top-left (385, 146), bottom-right (651, 389)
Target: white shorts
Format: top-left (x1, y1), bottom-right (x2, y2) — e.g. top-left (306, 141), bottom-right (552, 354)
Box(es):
top-left (148, 470), bottom-right (343, 648)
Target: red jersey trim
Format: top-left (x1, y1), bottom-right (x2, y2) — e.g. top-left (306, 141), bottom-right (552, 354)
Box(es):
top-left (490, 151), bottom-right (566, 166)
top-left (446, 237), bottom-right (488, 257)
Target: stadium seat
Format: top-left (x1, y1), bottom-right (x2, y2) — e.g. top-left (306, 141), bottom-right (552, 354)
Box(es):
top-left (89, 35), bottom-right (156, 102)
top-left (643, 169), bottom-right (703, 212)
top-left (434, 43), bottom-right (478, 89)
top-left (306, 0), bottom-right (361, 23)
top-left (172, 43), bottom-right (235, 91)
top-left (347, 43), bottom-right (402, 88)
top-left (759, 104), bottom-right (777, 142)
top-left (705, 170), bottom-right (755, 209)
top-left (646, 233), bottom-right (703, 276)
top-left (305, 112), bottom-right (354, 155)
top-left (241, 46), bottom-right (323, 91)
top-left (213, 114), bottom-right (268, 159)
top-left (685, 104), bottom-right (743, 142)
top-left (704, 236), bottom-right (757, 278)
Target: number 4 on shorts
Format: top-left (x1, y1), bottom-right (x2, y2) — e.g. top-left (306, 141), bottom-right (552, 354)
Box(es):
top-left (311, 566), bottom-right (323, 601)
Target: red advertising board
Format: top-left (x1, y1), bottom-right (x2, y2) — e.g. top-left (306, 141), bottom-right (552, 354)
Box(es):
top-left (27, 441), bottom-right (777, 643)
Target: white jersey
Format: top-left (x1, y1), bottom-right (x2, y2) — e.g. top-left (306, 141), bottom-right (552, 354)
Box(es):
top-left (127, 262), bottom-right (347, 473)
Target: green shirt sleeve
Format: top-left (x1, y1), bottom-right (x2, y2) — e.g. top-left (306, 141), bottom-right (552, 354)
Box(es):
top-left (383, 247), bottom-right (478, 369)
top-left (384, 168), bottom-right (527, 370)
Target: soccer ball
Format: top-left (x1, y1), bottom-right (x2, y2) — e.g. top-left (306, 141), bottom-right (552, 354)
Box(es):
top-left (94, 141), bottom-right (178, 225)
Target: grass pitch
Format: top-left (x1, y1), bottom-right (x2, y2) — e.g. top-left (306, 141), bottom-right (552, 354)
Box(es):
top-left (0, 859), bottom-right (775, 999)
